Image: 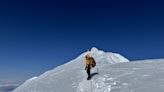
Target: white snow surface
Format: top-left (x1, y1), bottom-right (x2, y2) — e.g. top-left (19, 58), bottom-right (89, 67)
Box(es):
top-left (13, 47), bottom-right (164, 92)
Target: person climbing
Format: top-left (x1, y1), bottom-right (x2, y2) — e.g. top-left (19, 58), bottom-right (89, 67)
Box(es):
top-left (85, 49), bottom-right (96, 80)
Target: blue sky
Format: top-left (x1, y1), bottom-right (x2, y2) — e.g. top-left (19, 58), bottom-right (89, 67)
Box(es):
top-left (0, 0), bottom-right (164, 82)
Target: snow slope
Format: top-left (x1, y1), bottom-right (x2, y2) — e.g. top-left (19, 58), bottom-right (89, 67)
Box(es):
top-left (13, 47), bottom-right (164, 92)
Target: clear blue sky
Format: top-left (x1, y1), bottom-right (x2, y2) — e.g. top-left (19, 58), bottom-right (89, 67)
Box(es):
top-left (0, 0), bottom-right (164, 82)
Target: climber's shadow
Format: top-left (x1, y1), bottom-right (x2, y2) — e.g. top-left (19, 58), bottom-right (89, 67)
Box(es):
top-left (91, 72), bottom-right (98, 78)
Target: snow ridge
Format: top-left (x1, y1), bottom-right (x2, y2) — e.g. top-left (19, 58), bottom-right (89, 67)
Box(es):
top-left (12, 47), bottom-right (129, 92)
top-left (90, 47), bottom-right (129, 64)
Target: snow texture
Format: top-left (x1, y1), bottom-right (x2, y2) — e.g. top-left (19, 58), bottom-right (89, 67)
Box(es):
top-left (13, 47), bottom-right (164, 92)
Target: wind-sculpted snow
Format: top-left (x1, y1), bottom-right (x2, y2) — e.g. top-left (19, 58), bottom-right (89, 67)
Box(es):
top-left (13, 58), bottom-right (164, 92)
top-left (90, 47), bottom-right (129, 64)
top-left (13, 46), bottom-right (164, 92)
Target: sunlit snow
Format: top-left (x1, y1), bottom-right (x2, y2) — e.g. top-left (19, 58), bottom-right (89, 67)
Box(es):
top-left (13, 47), bottom-right (164, 92)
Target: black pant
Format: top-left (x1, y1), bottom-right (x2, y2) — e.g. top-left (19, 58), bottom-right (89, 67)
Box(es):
top-left (87, 65), bottom-right (91, 78)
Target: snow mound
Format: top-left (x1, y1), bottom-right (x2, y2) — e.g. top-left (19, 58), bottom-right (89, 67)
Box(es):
top-left (12, 47), bottom-right (129, 92)
top-left (90, 47), bottom-right (129, 64)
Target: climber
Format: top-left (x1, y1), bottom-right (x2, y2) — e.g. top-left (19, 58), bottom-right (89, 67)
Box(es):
top-left (85, 49), bottom-right (96, 80)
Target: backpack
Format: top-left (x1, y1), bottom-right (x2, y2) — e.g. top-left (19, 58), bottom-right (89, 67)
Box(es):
top-left (90, 57), bottom-right (96, 67)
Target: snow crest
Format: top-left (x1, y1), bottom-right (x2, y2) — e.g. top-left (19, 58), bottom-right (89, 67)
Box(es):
top-left (90, 47), bottom-right (129, 64)
top-left (12, 47), bottom-right (130, 92)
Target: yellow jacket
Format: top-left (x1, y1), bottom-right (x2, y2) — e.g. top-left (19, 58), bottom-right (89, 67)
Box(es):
top-left (85, 54), bottom-right (91, 69)
top-left (86, 56), bottom-right (90, 65)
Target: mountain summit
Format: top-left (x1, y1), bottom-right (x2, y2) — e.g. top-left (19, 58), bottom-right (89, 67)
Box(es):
top-left (90, 47), bottom-right (129, 64)
top-left (13, 47), bottom-right (130, 92)
top-left (13, 48), bottom-right (164, 92)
